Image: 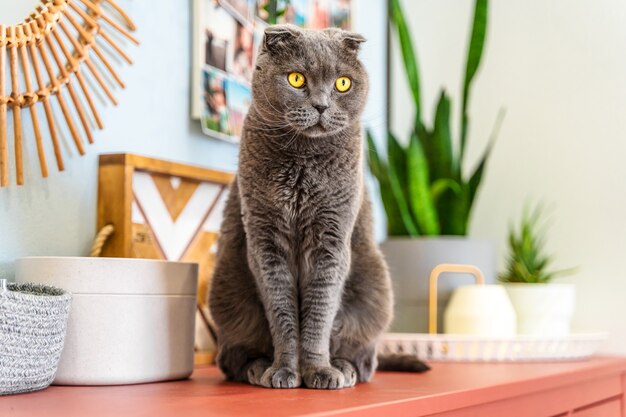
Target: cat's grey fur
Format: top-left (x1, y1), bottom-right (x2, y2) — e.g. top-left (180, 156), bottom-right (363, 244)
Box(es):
top-left (209, 24), bottom-right (426, 390)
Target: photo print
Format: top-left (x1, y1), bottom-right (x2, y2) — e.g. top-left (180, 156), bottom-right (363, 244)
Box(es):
top-left (193, 0), bottom-right (354, 142)
top-left (202, 68), bottom-right (230, 136)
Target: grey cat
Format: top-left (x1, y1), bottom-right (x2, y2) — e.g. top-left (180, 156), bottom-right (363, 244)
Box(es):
top-left (209, 24), bottom-right (428, 390)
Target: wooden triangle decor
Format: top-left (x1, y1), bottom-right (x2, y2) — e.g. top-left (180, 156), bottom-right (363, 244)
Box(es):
top-left (0, 0), bottom-right (138, 186)
top-left (151, 173), bottom-right (201, 222)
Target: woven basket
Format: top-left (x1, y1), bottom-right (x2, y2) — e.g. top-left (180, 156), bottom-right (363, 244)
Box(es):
top-left (0, 279), bottom-right (72, 395)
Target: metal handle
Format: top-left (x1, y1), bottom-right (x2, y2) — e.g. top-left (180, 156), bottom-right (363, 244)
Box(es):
top-left (428, 264), bottom-right (486, 335)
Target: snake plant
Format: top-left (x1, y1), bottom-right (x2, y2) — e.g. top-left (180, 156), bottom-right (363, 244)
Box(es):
top-left (367, 0), bottom-right (504, 236)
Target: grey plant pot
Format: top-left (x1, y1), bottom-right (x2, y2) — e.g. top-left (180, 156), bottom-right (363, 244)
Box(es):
top-left (381, 237), bottom-right (495, 333)
top-left (0, 280), bottom-right (72, 395)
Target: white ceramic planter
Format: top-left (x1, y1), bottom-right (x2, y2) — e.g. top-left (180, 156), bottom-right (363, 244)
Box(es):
top-left (504, 283), bottom-right (576, 336)
top-left (15, 257), bottom-right (198, 386)
top-left (380, 237), bottom-right (495, 333)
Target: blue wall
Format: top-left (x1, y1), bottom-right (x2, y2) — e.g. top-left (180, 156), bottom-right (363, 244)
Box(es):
top-left (0, 0), bottom-right (387, 278)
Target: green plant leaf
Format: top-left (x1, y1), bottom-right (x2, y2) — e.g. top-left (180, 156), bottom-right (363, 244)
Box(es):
top-left (387, 151), bottom-right (419, 236)
top-left (438, 183), bottom-right (469, 235)
top-left (431, 178), bottom-right (461, 203)
top-left (387, 132), bottom-right (408, 197)
top-left (498, 203), bottom-right (576, 283)
top-left (468, 108), bottom-right (505, 212)
top-left (460, 0), bottom-right (488, 170)
top-left (265, 0), bottom-right (277, 24)
top-left (429, 91), bottom-right (454, 179)
top-left (407, 132), bottom-right (439, 235)
top-left (467, 153), bottom-right (489, 214)
top-left (366, 131), bottom-right (415, 236)
top-left (390, 0), bottom-right (422, 119)
top-left (435, 166), bottom-right (469, 236)
top-left (366, 129), bottom-right (383, 178)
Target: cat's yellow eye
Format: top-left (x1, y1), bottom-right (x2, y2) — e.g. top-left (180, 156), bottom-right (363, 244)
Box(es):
top-left (288, 72), bottom-right (305, 88)
top-left (335, 76), bottom-right (352, 92)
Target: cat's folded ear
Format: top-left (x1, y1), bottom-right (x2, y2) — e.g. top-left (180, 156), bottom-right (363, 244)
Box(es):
top-left (324, 28), bottom-right (366, 54)
top-left (341, 32), bottom-right (367, 53)
top-left (263, 24), bottom-right (302, 54)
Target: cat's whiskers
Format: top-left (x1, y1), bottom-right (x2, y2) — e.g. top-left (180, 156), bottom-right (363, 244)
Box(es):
top-left (247, 117), bottom-right (293, 133)
top-left (249, 104), bottom-right (292, 130)
top-left (247, 117), bottom-right (299, 143)
top-left (259, 86), bottom-right (286, 119)
top-left (248, 110), bottom-right (284, 121)
top-left (250, 103), bottom-right (281, 120)
top-left (357, 106), bottom-right (388, 130)
top-left (278, 127), bottom-right (303, 151)
top-left (360, 113), bottom-right (385, 125)
top-left (246, 110), bottom-right (303, 148)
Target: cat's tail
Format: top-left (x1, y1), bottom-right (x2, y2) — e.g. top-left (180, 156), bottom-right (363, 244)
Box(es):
top-left (376, 354), bottom-right (430, 373)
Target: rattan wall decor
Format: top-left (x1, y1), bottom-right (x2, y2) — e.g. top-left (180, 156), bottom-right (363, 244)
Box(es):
top-left (0, 0), bottom-right (138, 186)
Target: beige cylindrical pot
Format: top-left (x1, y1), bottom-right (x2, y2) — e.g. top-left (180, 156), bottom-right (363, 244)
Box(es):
top-left (503, 283), bottom-right (576, 336)
top-left (381, 237), bottom-right (495, 333)
top-left (15, 257), bottom-right (198, 386)
top-left (444, 285), bottom-right (517, 337)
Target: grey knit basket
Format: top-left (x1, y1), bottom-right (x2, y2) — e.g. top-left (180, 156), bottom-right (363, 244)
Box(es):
top-left (0, 279), bottom-right (72, 395)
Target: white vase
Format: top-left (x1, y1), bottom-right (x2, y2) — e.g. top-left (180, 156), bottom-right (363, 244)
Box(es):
top-left (444, 285), bottom-right (517, 337)
top-left (503, 283), bottom-right (576, 336)
top-left (380, 237), bottom-right (495, 333)
top-left (15, 256), bottom-right (198, 385)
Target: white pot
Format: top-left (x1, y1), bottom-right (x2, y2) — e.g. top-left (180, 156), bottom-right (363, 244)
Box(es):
top-left (444, 285), bottom-right (517, 337)
top-left (503, 283), bottom-right (576, 336)
top-left (381, 237), bottom-right (495, 333)
top-left (15, 257), bottom-right (198, 385)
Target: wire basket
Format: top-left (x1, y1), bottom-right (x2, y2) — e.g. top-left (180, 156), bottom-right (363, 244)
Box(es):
top-left (379, 332), bottom-right (607, 362)
top-left (0, 279), bottom-right (72, 395)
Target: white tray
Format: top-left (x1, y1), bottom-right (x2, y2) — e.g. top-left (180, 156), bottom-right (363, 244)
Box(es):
top-left (379, 332), bottom-right (608, 362)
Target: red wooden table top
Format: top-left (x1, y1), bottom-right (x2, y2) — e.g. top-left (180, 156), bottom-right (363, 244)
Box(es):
top-left (3, 357), bottom-right (626, 417)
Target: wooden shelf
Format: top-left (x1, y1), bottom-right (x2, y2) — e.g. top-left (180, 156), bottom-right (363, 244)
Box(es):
top-left (3, 357), bottom-right (626, 416)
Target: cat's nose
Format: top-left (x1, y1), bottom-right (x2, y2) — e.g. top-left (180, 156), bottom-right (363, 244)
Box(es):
top-left (313, 104), bottom-right (329, 114)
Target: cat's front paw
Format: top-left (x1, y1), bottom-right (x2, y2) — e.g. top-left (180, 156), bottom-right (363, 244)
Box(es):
top-left (260, 366), bottom-right (301, 388)
top-left (331, 358), bottom-right (357, 388)
top-left (247, 358), bottom-right (272, 386)
top-left (302, 366), bottom-right (345, 390)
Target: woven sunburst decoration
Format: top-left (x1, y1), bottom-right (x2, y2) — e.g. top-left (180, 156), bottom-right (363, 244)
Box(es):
top-left (0, 0), bottom-right (138, 186)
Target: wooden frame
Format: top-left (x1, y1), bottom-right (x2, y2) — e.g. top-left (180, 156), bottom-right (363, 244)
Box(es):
top-left (97, 153), bottom-right (235, 364)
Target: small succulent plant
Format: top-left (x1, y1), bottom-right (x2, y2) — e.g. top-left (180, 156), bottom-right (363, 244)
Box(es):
top-left (499, 205), bottom-right (575, 284)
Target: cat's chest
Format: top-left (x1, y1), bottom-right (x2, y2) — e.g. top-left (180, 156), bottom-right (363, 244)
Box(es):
top-left (270, 156), bottom-right (355, 216)
top-left (274, 161), bottom-right (327, 205)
